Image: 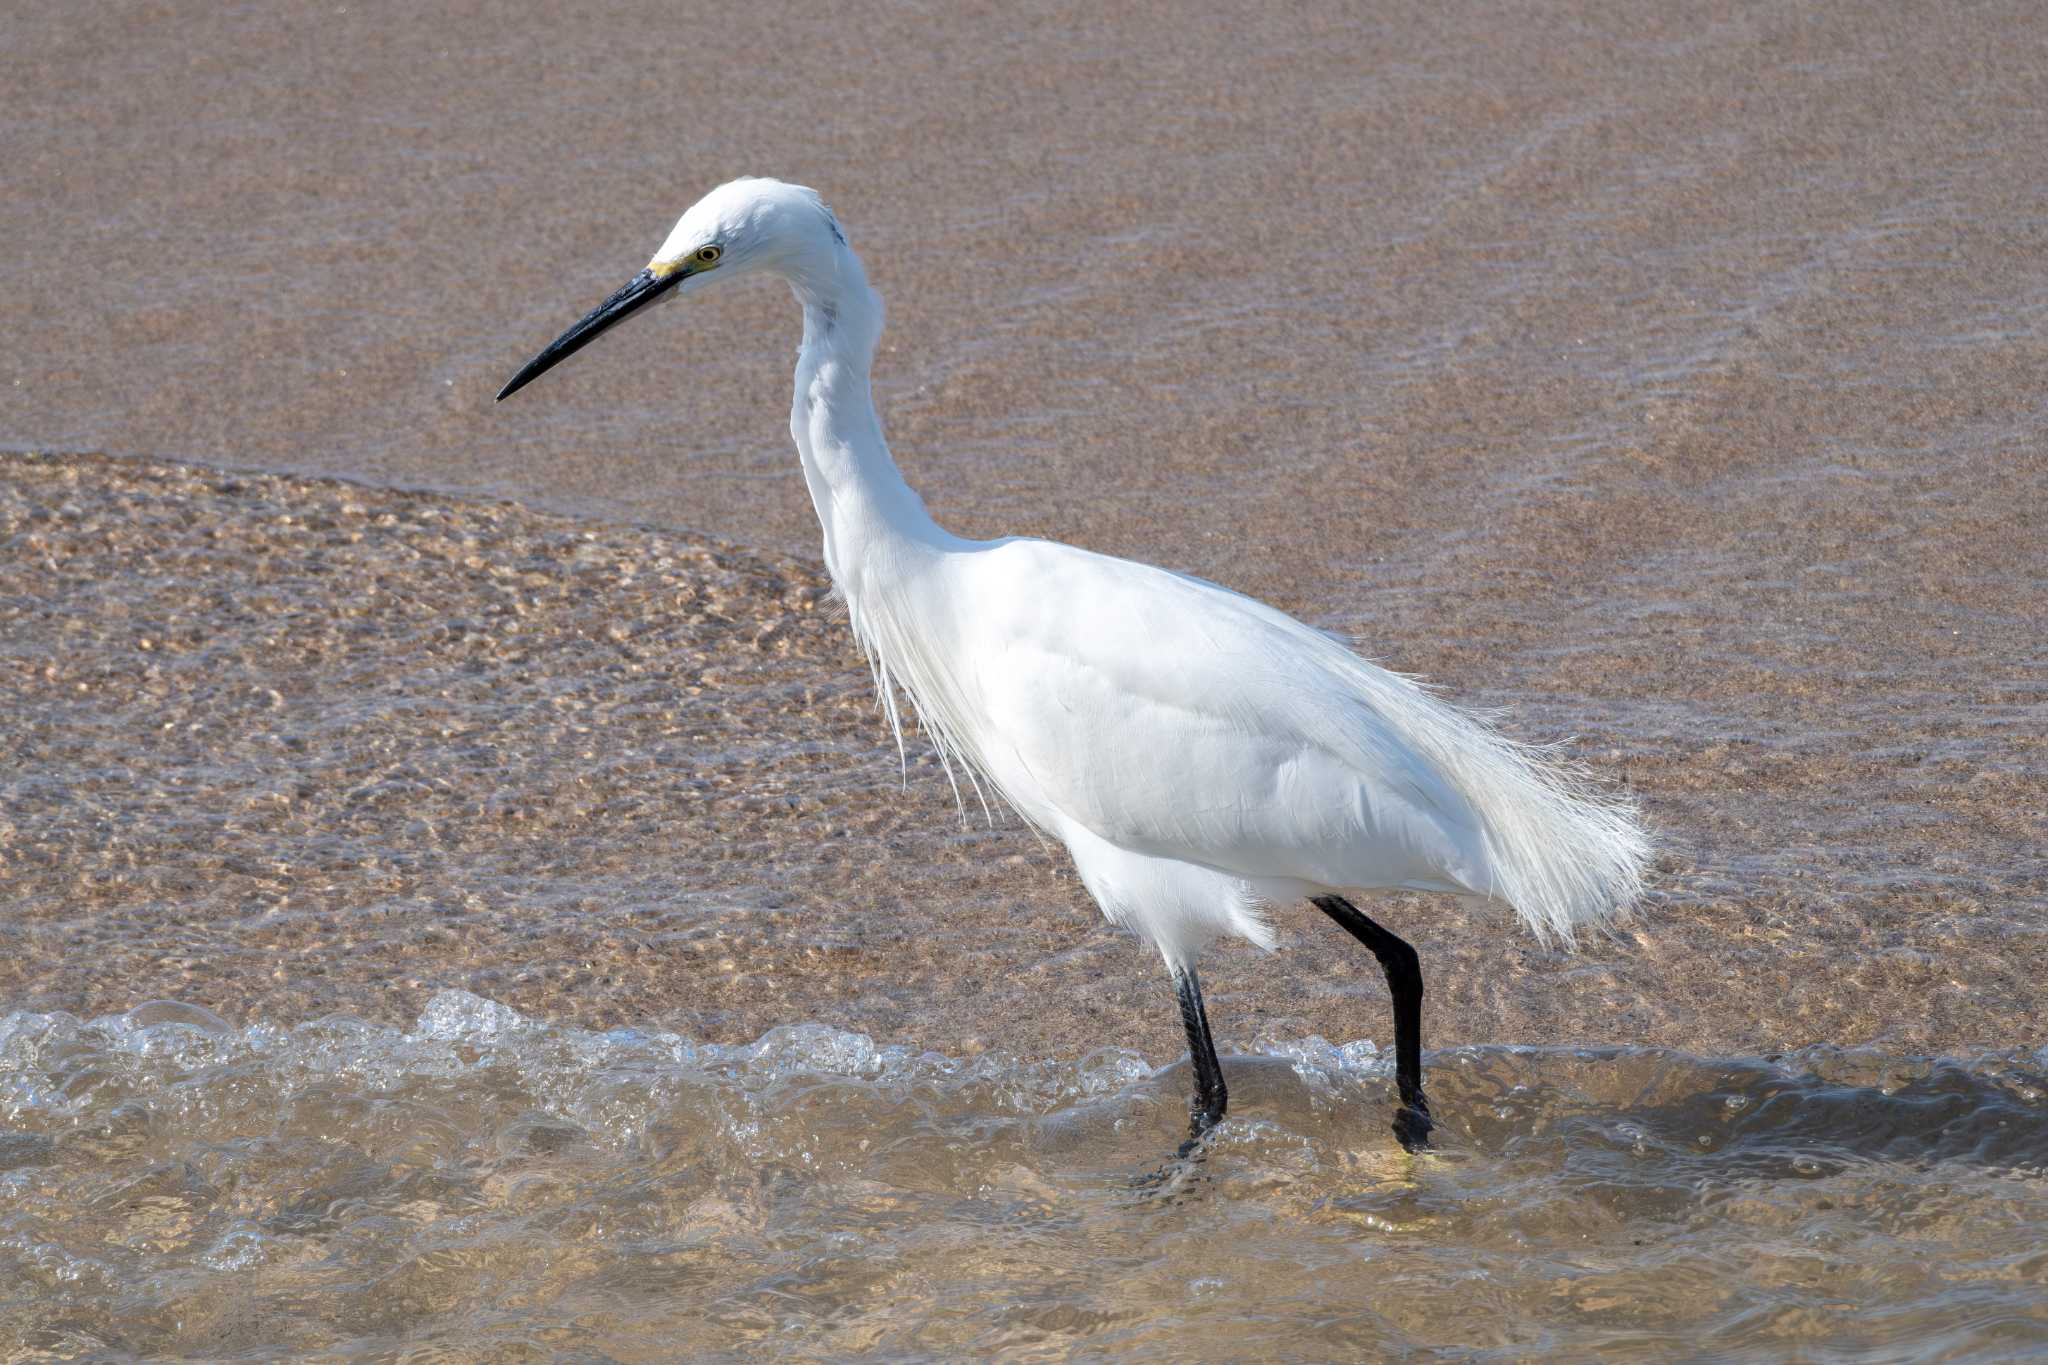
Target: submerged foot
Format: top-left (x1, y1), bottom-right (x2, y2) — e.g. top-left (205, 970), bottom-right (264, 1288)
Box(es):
top-left (1130, 1116), bottom-right (1223, 1198)
top-left (1392, 1098), bottom-right (1434, 1153)
top-left (1178, 1105), bottom-right (1225, 1160)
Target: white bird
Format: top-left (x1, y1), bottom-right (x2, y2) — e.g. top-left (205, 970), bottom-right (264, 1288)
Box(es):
top-left (499, 177), bottom-right (1650, 1153)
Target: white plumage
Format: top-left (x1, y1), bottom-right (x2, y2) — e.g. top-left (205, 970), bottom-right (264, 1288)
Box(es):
top-left (500, 176), bottom-right (1652, 1153)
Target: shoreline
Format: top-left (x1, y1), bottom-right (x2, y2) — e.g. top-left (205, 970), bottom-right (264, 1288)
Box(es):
top-left (4, 447), bottom-right (2040, 1063)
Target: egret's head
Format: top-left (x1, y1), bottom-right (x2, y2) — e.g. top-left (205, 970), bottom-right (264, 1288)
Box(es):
top-left (498, 177), bottom-right (846, 402)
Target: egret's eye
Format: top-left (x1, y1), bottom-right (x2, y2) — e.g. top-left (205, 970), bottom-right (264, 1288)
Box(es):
top-left (694, 244), bottom-right (723, 266)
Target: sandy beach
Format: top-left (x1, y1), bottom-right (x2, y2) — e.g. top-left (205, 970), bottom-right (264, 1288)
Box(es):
top-left (4, 0), bottom-right (2041, 1057)
top-left (4, 448), bottom-right (2038, 1063)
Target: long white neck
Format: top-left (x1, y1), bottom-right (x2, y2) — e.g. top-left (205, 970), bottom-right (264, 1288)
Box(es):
top-left (785, 248), bottom-right (958, 599)
top-left (778, 238), bottom-right (998, 808)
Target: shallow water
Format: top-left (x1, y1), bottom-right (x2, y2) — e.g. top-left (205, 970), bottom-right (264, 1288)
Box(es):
top-left (3, 992), bottom-right (2045, 1361)
top-left (6, 0), bottom-right (2048, 1354)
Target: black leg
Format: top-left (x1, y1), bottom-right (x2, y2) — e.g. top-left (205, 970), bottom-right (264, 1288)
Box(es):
top-left (1174, 965), bottom-right (1228, 1156)
top-left (1311, 896), bottom-right (1433, 1151)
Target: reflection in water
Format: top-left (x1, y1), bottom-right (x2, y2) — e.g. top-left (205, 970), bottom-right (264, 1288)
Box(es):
top-left (2, 993), bottom-right (2043, 1359)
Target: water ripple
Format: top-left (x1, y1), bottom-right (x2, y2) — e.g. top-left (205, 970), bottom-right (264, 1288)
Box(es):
top-left (1, 992), bottom-right (2044, 1358)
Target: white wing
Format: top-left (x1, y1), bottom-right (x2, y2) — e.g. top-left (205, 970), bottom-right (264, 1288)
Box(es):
top-left (954, 538), bottom-right (1492, 898)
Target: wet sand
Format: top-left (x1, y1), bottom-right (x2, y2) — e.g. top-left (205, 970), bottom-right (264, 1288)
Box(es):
top-left (4, 449), bottom-right (2039, 1063)
top-left (4, 0), bottom-right (2044, 1063)
top-left (4, 1), bottom-right (2045, 596)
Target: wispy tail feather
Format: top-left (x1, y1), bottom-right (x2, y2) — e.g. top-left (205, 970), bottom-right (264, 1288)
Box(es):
top-left (1452, 729), bottom-right (1650, 945)
top-left (1305, 638), bottom-right (1651, 946)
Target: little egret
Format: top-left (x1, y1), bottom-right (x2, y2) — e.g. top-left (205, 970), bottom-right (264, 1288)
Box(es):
top-left (498, 178), bottom-right (1650, 1153)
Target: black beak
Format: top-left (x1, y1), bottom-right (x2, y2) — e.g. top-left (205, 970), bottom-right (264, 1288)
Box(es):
top-left (496, 267), bottom-right (685, 401)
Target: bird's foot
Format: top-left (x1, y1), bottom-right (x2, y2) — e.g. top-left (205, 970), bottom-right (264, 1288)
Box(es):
top-left (1129, 1155), bottom-right (1207, 1200)
top-left (1179, 1105), bottom-right (1225, 1160)
top-left (1133, 1136), bottom-right (1216, 1200)
top-left (1128, 1110), bottom-right (1224, 1197)
top-left (1392, 1100), bottom-right (1434, 1153)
